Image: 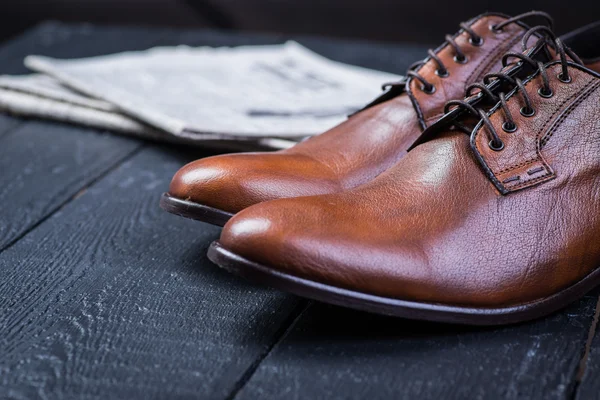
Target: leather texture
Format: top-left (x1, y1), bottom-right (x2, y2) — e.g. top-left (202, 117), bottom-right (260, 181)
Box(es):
top-left (168, 14), bottom-right (534, 214)
top-left (218, 54), bottom-right (600, 308)
top-left (409, 15), bottom-right (532, 127)
top-left (473, 62), bottom-right (600, 194)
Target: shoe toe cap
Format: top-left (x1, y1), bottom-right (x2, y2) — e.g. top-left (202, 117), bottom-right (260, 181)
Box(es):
top-left (218, 196), bottom-right (436, 300)
top-left (168, 156), bottom-right (250, 210)
top-left (168, 154), bottom-right (341, 214)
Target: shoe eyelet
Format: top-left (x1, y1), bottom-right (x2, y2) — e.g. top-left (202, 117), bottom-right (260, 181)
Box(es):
top-left (489, 24), bottom-right (503, 33)
top-left (435, 69), bottom-right (449, 78)
top-left (520, 107), bottom-right (535, 117)
top-left (502, 121), bottom-right (517, 133)
top-left (558, 73), bottom-right (572, 83)
top-left (538, 87), bottom-right (553, 98)
top-left (489, 140), bottom-right (505, 152)
top-left (469, 37), bottom-right (484, 46)
top-left (421, 84), bottom-right (436, 95)
top-left (454, 55), bottom-right (468, 64)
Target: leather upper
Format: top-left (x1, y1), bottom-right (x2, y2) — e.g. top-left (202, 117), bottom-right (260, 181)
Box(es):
top-left (409, 14), bottom-right (533, 127)
top-left (219, 53), bottom-right (600, 308)
top-left (472, 62), bottom-right (600, 194)
top-left (169, 14), bottom-right (534, 214)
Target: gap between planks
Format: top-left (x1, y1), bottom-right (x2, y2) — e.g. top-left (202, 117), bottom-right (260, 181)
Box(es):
top-left (0, 24), bottom-right (178, 255)
top-left (0, 143), bottom-right (145, 255)
top-left (570, 294), bottom-right (600, 399)
top-left (0, 119), bottom-right (24, 140)
top-left (225, 300), bottom-right (312, 400)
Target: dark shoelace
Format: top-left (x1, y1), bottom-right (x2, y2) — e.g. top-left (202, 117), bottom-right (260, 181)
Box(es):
top-left (383, 11), bottom-right (554, 95)
top-left (444, 25), bottom-right (584, 151)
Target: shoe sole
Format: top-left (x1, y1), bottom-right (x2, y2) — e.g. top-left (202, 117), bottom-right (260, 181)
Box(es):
top-left (208, 241), bottom-right (600, 326)
top-left (160, 193), bottom-right (234, 227)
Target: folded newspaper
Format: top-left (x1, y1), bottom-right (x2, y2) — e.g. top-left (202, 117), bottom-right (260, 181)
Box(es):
top-left (0, 41), bottom-right (402, 150)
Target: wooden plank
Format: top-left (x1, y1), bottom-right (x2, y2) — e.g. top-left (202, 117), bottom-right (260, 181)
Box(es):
top-left (0, 22), bottom-right (69, 75)
top-left (0, 122), bottom-right (139, 251)
top-left (0, 115), bottom-right (22, 139)
top-left (236, 296), bottom-right (598, 400)
top-left (0, 24), bottom-right (175, 252)
top-left (0, 145), bottom-right (302, 399)
top-left (574, 294), bottom-right (600, 400)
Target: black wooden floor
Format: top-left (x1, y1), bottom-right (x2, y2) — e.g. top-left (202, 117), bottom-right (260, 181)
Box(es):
top-left (0, 23), bottom-right (599, 400)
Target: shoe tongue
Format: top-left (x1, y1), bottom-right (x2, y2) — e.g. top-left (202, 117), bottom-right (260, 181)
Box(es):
top-left (500, 38), bottom-right (581, 77)
top-left (474, 40), bottom-right (582, 100)
top-left (500, 39), bottom-right (554, 81)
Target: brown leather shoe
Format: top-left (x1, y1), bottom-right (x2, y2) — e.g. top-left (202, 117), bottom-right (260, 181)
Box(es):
top-left (161, 12), bottom-right (553, 226)
top-left (208, 26), bottom-right (600, 325)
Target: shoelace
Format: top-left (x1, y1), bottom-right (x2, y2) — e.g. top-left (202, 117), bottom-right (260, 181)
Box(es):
top-left (444, 25), bottom-right (584, 151)
top-left (383, 11), bottom-right (554, 95)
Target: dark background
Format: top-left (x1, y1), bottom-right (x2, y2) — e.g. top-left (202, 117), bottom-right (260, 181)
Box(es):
top-left (0, 0), bottom-right (598, 46)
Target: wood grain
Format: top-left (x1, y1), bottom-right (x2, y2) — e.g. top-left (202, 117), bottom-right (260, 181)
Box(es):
top-left (0, 24), bottom-right (173, 252)
top-left (575, 296), bottom-right (600, 400)
top-left (0, 146), bottom-right (302, 399)
top-left (0, 121), bottom-right (139, 251)
top-left (236, 297), bottom-right (598, 400)
top-left (0, 115), bottom-right (21, 139)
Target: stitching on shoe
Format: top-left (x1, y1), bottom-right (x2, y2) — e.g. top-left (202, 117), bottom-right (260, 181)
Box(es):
top-left (506, 171), bottom-right (554, 190)
top-left (467, 29), bottom-right (523, 85)
top-left (410, 16), bottom-right (509, 131)
top-left (497, 158), bottom-right (539, 174)
top-left (533, 78), bottom-right (596, 144)
top-left (528, 166), bottom-right (545, 175)
top-left (502, 175), bottom-right (520, 183)
top-left (471, 62), bottom-right (600, 194)
top-left (503, 78), bottom-right (598, 190)
top-left (483, 70), bottom-right (595, 187)
top-left (540, 80), bottom-right (600, 147)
